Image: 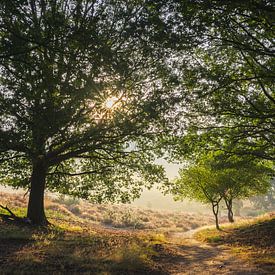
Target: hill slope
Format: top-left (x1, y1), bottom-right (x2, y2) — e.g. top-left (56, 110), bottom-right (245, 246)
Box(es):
top-left (0, 192), bottom-right (274, 274)
top-left (195, 213), bottom-right (275, 273)
top-left (0, 192), bottom-right (213, 232)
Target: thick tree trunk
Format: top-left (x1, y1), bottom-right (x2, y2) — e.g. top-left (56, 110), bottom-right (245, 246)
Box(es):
top-left (212, 202), bottom-right (220, 230)
top-left (27, 159), bottom-right (48, 225)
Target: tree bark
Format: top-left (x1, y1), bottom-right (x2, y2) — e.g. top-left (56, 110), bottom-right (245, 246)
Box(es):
top-left (27, 158), bottom-right (48, 225)
top-left (228, 208), bottom-right (234, 223)
top-left (224, 198), bottom-right (234, 223)
top-left (212, 201), bottom-right (220, 230)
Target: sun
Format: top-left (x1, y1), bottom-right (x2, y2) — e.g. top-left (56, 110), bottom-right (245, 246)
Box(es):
top-left (104, 96), bottom-right (119, 109)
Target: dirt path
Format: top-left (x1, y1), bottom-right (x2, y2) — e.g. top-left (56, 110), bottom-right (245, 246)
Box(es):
top-left (154, 228), bottom-right (271, 275)
top-left (0, 218), bottom-right (272, 274)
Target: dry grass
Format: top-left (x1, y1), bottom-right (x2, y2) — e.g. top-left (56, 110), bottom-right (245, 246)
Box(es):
top-left (0, 192), bottom-right (167, 274)
top-left (0, 218), bottom-right (163, 274)
top-left (0, 192), bottom-right (213, 232)
top-left (195, 213), bottom-right (275, 272)
top-left (0, 192), bottom-right (273, 274)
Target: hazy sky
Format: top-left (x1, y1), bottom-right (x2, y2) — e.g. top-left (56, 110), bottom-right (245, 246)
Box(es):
top-left (1, 159), bottom-right (207, 213)
top-left (132, 159), bottom-right (209, 213)
top-left (155, 158), bottom-right (182, 180)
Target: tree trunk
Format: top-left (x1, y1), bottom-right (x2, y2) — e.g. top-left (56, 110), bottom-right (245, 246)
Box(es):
top-left (228, 208), bottom-right (234, 223)
top-left (224, 198), bottom-right (234, 223)
top-left (27, 158), bottom-right (48, 225)
top-left (212, 202), bottom-right (220, 230)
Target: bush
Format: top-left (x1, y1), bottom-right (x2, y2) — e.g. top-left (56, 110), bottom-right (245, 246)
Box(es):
top-left (102, 210), bottom-right (117, 225)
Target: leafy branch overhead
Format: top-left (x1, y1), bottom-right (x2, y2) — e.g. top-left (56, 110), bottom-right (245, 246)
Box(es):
top-left (168, 0), bottom-right (275, 161)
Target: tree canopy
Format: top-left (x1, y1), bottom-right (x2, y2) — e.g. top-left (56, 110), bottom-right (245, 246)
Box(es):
top-left (0, 0), bottom-right (184, 224)
top-left (170, 0), bottom-right (275, 161)
top-left (0, 0), bottom-right (274, 225)
top-left (170, 159), bottom-right (223, 229)
top-left (170, 152), bottom-right (272, 228)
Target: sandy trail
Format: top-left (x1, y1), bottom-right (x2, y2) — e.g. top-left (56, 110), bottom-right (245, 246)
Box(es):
top-left (154, 228), bottom-right (271, 275)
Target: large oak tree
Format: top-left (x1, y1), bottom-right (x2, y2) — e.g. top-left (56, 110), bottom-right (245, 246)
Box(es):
top-left (0, 0), bottom-right (183, 224)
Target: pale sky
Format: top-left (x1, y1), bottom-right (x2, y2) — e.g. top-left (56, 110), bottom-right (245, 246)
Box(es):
top-left (155, 158), bottom-right (182, 180)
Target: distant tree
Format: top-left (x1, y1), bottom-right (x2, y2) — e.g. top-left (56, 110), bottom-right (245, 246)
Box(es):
top-left (0, 0), bottom-right (183, 225)
top-left (170, 153), bottom-right (272, 229)
top-left (250, 179), bottom-right (275, 211)
top-left (233, 200), bottom-right (243, 217)
top-left (171, 164), bottom-right (223, 230)
top-left (209, 154), bottom-right (272, 222)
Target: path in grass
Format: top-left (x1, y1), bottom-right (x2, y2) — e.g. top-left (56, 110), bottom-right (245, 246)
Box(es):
top-left (0, 217), bottom-right (273, 274)
top-left (155, 228), bottom-right (271, 275)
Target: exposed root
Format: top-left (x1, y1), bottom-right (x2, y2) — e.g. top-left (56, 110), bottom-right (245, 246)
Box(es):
top-left (0, 204), bottom-right (31, 225)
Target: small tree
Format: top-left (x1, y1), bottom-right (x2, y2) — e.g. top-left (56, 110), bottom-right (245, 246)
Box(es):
top-left (171, 164), bottom-right (223, 230)
top-left (170, 153), bottom-right (272, 229)
top-left (250, 179), bottom-right (275, 212)
top-left (211, 155), bottom-right (272, 222)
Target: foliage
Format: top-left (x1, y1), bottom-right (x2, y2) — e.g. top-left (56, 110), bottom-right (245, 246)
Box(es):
top-left (208, 153), bottom-right (273, 200)
top-left (1, 1), bottom-right (273, 225)
top-left (168, 0), bottom-right (275, 161)
top-left (170, 156), bottom-right (223, 228)
top-left (172, 163), bottom-right (221, 204)
top-left (250, 179), bottom-right (275, 211)
top-left (169, 152), bottom-right (272, 226)
top-left (0, 0), bottom-right (188, 223)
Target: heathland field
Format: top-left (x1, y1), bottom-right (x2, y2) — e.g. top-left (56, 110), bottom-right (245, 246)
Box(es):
top-left (0, 192), bottom-right (274, 274)
top-left (0, 192), bottom-right (213, 232)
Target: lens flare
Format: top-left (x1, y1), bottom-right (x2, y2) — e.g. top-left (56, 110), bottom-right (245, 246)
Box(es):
top-left (104, 96), bottom-right (118, 109)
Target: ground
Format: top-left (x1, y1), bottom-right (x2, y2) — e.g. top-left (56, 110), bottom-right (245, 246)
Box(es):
top-left (158, 227), bottom-right (274, 274)
top-left (0, 193), bottom-right (274, 274)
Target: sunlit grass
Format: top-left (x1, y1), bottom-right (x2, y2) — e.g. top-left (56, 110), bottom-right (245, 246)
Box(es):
top-left (0, 205), bottom-right (26, 218)
top-left (0, 192), bottom-right (274, 274)
top-left (195, 213), bottom-right (275, 268)
top-left (0, 203), bottom-right (165, 274)
top-left (109, 242), bottom-right (156, 272)
top-left (0, 219), bottom-right (157, 273)
top-left (0, 191), bottom-right (214, 233)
